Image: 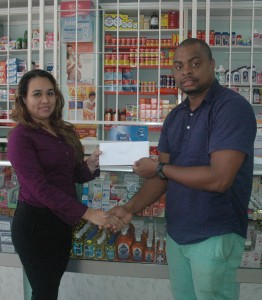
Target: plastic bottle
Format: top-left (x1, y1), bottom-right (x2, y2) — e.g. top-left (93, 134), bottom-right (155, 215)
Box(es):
top-left (71, 222), bottom-right (91, 258)
top-left (150, 12), bottom-right (159, 29)
top-left (253, 88), bottom-right (260, 104)
top-left (106, 233), bottom-right (118, 261)
top-left (215, 32), bottom-right (221, 46)
top-left (95, 236), bottom-right (106, 260)
top-left (232, 69), bottom-right (240, 84)
top-left (72, 228), bottom-right (85, 258)
top-left (155, 238), bottom-right (166, 264)
top-left (131, 233), bottom-right (144, 262)
top-left (231, 32), bottom-right (236, 46)
top-left (221, 32), bottom-right (229, 46)
top-left (239, 66), bottom-right (249, 84)
top-left (249, 65), bottom-right (257, 84)
top-left (84, 226), bottom-right (99, 259)
top-left (217, 65), bottom-right (226, 84)
top-left (116, 225), bottom-right (133, 261)
top-left (225, 70), bottom-right (231, 84)
top-left (254, 29), bottom-right (260, 46)
top-left (144, 238), bottom-right (155, 263)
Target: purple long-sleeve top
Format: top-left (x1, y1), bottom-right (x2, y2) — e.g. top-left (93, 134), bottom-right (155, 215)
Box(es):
top-left (7, 124), bottom-right (96, 225)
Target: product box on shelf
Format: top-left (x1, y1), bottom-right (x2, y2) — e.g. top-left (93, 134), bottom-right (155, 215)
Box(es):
top-left (0, 215), bottom-right (12, 232)
top-left (60, 1), bottom-right (94, 43)
top-left (0, 243), bottom-right (15, 254)
top-left (240, 250), bottom-right (261, 268)
top-left (74, 124), bottom-right (97, 140)
top-left (104, 14), bottom-right (128, 31)
top-left (109, 125), bottom-right (148, 141)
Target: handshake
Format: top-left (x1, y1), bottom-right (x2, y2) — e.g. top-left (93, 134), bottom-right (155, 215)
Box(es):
top-left (83, 205), bottom-right (133, 232)
top-left (84, 149), bottom-right (162, 231)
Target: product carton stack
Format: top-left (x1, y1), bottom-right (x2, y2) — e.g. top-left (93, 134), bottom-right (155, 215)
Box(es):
top-left (241, 223), bottom-right (262, 268)
top-left (0, 214), bottom-right (15, 254)
top-left (240, 176), bottom-right (262, 268)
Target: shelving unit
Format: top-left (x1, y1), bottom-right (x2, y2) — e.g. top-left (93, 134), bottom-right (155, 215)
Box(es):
top-left (0, 1), bottom-right (58, 125)
top-left (0, 0), bottom-right (262, 289)
top-left (1, 252), bottom-right (262, 284)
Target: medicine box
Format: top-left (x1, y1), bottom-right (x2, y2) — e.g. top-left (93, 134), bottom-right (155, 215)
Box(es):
top-left (0, 231), bottom-right (12, 244)
top-left (0, 215), bottom-right (12, 231)
top-left (0, 243), bottom-right (16, 253)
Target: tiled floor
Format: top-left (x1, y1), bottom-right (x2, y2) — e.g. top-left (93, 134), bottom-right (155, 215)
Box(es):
top-left (240, 283), bottom-right (262, 300)
top-left (1, 267), bottom-right (262, 300)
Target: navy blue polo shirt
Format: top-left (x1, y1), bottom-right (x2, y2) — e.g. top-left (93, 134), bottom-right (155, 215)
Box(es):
top-left (158, 79), bottom-right (257, 244)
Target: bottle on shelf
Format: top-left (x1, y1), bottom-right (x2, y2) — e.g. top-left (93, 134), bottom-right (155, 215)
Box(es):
top-left (84, 226), bottom-right (99, 259)
top-left (116, 225), bottom-right (133, 261)
top-left (131, 232), bottom-right (144, 262)
top-left (150, 12), bottom-right (159, 29)
top-left (249, 66), bottom-right (257, 84)
top-left (95, 231), bottom-right (107, 260)
top-left (106, 232), bottom-right (118, 261)
top-left (232, 69), bottom-right (240, 84)
top-left (144, 238), bottom-right (155, 263)
top-left (155, 238), bottom-right (166, 264)
top-left (239, 66), bottom-right (249, 84)
top-left (72, 222), bottom-right (91, 258)
top-left (217, 65), bottom-right (226, 84)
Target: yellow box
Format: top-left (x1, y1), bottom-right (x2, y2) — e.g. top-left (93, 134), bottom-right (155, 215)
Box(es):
top-left (104, 14), bottom-right (128, 30)
top-left (161, 14), bottom-right (168, 29)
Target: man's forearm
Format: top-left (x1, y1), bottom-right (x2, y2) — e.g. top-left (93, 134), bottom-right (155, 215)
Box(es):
top-left (125, 176), bottom-right (167, 214)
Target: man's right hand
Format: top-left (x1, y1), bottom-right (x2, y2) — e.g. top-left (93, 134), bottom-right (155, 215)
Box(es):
top-left (106, 206), bottom-right (133, 232)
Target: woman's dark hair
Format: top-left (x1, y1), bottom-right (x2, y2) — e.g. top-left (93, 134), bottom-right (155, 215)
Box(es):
top-left (11, 69), bottom-right (84, 167)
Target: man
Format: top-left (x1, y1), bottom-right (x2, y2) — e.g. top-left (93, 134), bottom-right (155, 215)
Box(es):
top-left (107, 38), bottom-right (257, 300)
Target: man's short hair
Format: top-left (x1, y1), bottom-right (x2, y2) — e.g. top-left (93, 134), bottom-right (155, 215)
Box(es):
top-left (178, 38), bottom-right (213, 60)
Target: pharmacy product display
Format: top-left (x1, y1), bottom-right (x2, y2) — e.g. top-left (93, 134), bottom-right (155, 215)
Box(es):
top-left (0, 2), bottom-right (55, 128)
top-left (102, 8), bottom-right (180, 125)
top-left (71, 219), bottom-right (167, 264)
top-left (0, 0), bottom-right (262, 279)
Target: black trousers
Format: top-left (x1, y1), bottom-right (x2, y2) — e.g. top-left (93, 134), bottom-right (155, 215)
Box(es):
top-left (11, 201), bottom-right (73, 300)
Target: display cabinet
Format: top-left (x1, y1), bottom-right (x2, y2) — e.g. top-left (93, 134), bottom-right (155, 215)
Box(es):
top-left (0, 0), bottom-right (58, 140)
top-left (1, 0), bottom-right (262, 283)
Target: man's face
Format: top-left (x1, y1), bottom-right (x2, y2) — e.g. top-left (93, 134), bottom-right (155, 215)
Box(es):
top-left (173, 44), bottom-right (215, 96)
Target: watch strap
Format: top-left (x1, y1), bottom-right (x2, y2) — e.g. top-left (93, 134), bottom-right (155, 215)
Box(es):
top-left (156, 162), bottom-right (168, 179)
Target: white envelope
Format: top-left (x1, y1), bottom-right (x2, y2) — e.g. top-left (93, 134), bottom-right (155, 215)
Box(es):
top-left (99, 141), bottom-right (149, 166)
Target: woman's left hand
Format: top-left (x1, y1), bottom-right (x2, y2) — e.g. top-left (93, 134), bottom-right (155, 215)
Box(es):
top-left (85, 148), bottom-right (102, 173)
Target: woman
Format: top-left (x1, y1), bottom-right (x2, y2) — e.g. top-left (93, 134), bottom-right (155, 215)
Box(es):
top-left (7, 69), bottom-right (117, 300)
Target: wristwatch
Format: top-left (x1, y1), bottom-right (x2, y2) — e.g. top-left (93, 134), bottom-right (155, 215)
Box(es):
top-left (156, 162), bottom-right (168, 180)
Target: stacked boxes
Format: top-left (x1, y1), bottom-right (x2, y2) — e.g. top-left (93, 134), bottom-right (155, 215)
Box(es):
top-left (6, 58), bottom-right (18, 84)
top-left (0, 61), bottom-right (6, 84)
top-left (0, 215), bottom-right (15, 253)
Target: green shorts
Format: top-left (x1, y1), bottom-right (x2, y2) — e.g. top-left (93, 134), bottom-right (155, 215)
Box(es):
top-left (166, 233), bottom-right (245, 300)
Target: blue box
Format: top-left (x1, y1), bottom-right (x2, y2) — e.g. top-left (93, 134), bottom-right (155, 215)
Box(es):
top-left (109, 125), bottom-right (148, 141)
